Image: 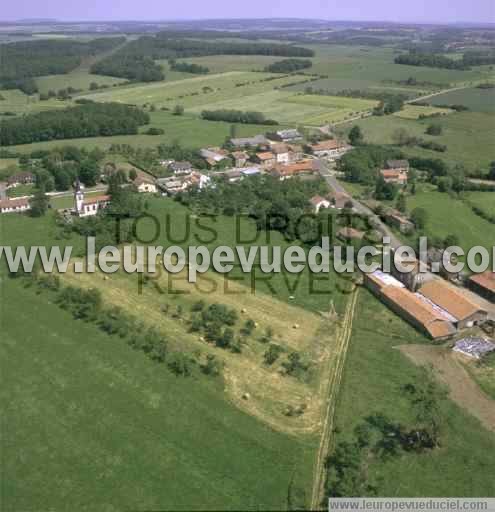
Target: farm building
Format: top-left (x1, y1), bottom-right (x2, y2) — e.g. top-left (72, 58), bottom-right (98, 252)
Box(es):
top-left (271, 143), bottom-right (291, 164)
top-left (271, 160), bottom-right (316, 180)
top-left (0, 197), bottom-right (31, 214)
top-left (453, 337), bottom-right (495, 359)
top-left (270, 129), bottom-right (303, 143)
top-left (380, 169), bottom-right (408, 186)
top-left (255, 151), bottom-right (276, 169)
top-left (390, 252), bottom-right (431, 292)
top-left (328, 191), bottom-right (352, 210)
top-left (157, 172), bottom-right (210, 195)
top-left (200, 147), bottom-right (229, 168)
top-left (468, 271), bottom-right (495, 303)
top-left (308, 139), bottom-right (350, 160)
top-left (231, 151), bottom-right (249, 167)
top-left (385, 210), bottom-right (414, 234)
top-left (386, 159), bottom-right (410, 172)
top-left (337, 227), bottom-right (365, 241)
top-left (418, 280), bottom-right (487, 329)
top-left (310, 195), bottom-right (330, 213)
top-left (6, 172), bottom-right (35, 188)
top-left (169, 161), bottom-right (193, 175)
top-left (230, 135), bottom-right (269, 148)
top-left (364, 271), bottom-right (456, 340)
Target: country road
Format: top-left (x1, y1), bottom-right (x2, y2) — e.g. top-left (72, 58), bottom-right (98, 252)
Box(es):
top-left (310, 288), bottom-right (360, 510)
top-left (316, 160), bottom-right (403, 249)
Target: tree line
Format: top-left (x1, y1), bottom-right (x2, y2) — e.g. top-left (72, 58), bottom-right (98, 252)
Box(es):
top-left (264, 59), bottom-right (313, 73)
top-left (0, 102), bottom-right (149, 146)
top-left (90, 55), bottom-right (164, 82)
top-left (169, 60), bottom-right (209, 74)
top-left (0, 37), bottom-right (125, 94)
top-left (200, 109), bottom-right (278, 125)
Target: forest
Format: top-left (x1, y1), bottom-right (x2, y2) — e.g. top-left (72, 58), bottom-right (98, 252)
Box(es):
top-left (0, 102), bottom-right (149, 145)
top-left (0, 37), bottom-right (126, 94)
top-left (264, 59), bottom-right (313, 73)
top-left (90, 55), bottom-right (164, 82)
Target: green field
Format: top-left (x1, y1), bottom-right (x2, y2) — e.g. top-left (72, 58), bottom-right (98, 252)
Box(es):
top-left (0, 210), bottom-right (320, 511)
top-left (407, 190), bottom-right (495, 251)
top-left (76, 71), bottom-right (375, 126)
top-left (334, 290), bottom-right (495, 496)
top-left (168, 55), bottom-right (283, 73)
top-left (1, 275), bottom-right (314, 511)
top-left (7, 110), bottom-right (286, 153)
top-left (292, 45), bottom-right (493, 90)
top-left (35, 71), bottom-right (128, 94)
top-left (465, 191), bottom-right (495, 216)
top-left (393, 104), bottom-right (453, 119)
top-left (337, 111), bottom-right (495, 171)
top-left (0, 89), bottom-right (65, 115)
top-left (427, 86), bottom-right (495, 113)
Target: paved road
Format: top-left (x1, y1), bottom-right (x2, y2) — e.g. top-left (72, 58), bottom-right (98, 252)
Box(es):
top-left (316, 159), bottom-right (403, 249)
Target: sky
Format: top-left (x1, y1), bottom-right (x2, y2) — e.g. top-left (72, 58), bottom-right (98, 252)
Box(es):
top-left (1, 0), bottom-right (494, 24)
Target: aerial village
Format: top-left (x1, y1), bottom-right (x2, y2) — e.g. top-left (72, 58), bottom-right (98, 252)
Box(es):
top-left (1, 127), bottom-right (494, 362)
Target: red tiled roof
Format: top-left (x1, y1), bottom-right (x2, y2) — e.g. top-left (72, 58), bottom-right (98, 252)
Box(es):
top-left (83, 195), bottom-right (110, 205)
top-left (469, 271), bottom-right (495, 293)
top-left (310, 139), bottom-right (346, 152)
top-left (0, 197), bottom-right (30, 209)
top-left (419, 280), bottom-right (485, 321)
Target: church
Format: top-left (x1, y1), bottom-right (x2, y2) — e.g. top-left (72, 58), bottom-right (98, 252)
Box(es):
top-left (73, 180), bottom-right (110, 218)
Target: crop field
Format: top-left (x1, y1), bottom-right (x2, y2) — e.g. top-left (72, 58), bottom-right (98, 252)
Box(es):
top-left (393, 104), bottom-right (453, 119)
top-left (45, 71), bottom-right (376, 126)
top-left (337, 111), bottom-right (495, 171)
top-left (427, 86), bottom-right (495, 113)
top-left (35, 71), bottom-right (128, 94)
top-left (78, 71), bottom-right (305, 108)
top-left (334, 290), bottom-right (495, 496)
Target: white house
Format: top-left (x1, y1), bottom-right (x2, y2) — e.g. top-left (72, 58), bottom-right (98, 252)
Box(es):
top-left (134, 176), bottom-right (157, 194)
top-left (271, 143), bottom-right (290, 164)
top-left (310, 195), bottom-right (330, 213)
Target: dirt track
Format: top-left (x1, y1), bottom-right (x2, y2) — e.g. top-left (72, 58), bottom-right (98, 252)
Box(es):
top-left (400, 345), bottom-right (495, 433)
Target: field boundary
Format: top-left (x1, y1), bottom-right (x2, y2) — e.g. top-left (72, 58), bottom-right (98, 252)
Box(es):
top-left (310, 288), bottom-right (359, 510)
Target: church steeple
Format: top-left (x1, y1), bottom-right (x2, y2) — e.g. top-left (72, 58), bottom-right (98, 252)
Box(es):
top-left (74, 178), bottom-right (84, 213)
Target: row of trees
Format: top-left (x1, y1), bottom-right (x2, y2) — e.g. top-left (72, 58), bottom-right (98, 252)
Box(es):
top-left (0, 37), bottom-right (125, 94)
top-left (264, 59), bottom-right (313, 73)
top-left (395, 51), bottom-right (468, 70)
top-left (0, 102), bottom-right (149, 146)
top-left (200, 109), bottom-right (278, 125)
top-left (170, 61), bottom-right (209, 74)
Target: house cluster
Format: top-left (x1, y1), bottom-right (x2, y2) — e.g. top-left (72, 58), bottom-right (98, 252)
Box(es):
top-left (379, 160), bottom-right (409, 186)
top-left (365, 268), bottom-right (488, 340)
top-left (195, 129), bottom-right (351, 184)
top-left (6, 171), bottom-right (35, 189)
top-left (157, 171), bottom-right (210, 195)
top-left (0, 172), bottom-right (36, 214)
top-left (309, 190), bottom-right (353, 213)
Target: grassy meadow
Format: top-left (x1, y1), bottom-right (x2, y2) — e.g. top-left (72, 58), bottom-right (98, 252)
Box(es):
top-left (393, 104), bottom-right (453, 120)
top-left (338, 111), bottom-right (495, 171)
top-left (334, 290), bottom-right (495, 496)
top-left (1, 274), bottom-right (316, 511)
top-left (407, 190), bottom-right (495, 251)
top-left (35, 71), bottom-right (128, 94)
top-left (427, 86), bottom-right (495, 113)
